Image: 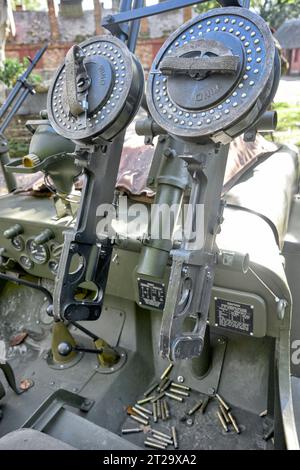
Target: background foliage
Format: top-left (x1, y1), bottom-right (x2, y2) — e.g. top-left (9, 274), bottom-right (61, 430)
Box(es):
top-left (195, 0), bottom-right (300, 30)
top-left (0, 57), bottom-right (41, 88)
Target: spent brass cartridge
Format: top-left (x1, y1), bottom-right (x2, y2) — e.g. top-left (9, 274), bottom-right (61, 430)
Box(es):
top-left (161, 400), bottom-right (166, 421)
top-left (132, 406), bottom-right (149, 420)
top-left (153, 402), bottom-right (158, 423)
top-left (135, 404), bottom-right (153, 416)
top-left (157, 377), bottom-right (169, 392)
top-left (217, 411), bottom-right (228, 432)
top-left (121, 428), bottom-right (142, 434)
top-left (150, 429), bottom-right (172, 440)
top-left (144, 383), bottom-right (159, 397)
top-left (160, 363), bottom-right (174, 381)
top-left (171, 382), bottom-right (191, 391)
top-left (215, 393), bottom-right (230, 411)
top-left (219, 404), bottom-right (230, 424)
top-left (151, 392), bottom-right (165, 403)
top-left (160, 378), bottom-right (171, 392)
top-left (200, 396), bottom-right (210, 414)
top-left (171, 426), bottom-right (178, 449)
top-left (130, 414), bottom-right (149, 426)
top-left (137, 396), bottom-right (155, 405)
top-left (169, 387), bottom-right (189, 397)
top-left (146, 436), bottom-right (168, 448)
top-left (165, 392), bottom-right (183, 402)
top-left (163, 400), bottom-right (170, 419)
top-left (152, 433), bottom-right (173, 445)
top-left (144, 440), bottom-right (166, 450)
top-left (187, 400), bottom-right (203, 416)
top-left (263, 427), bottom-right (274, 441)
top-left (157, 400), bottom-right (162, 419)
top-left (228, 412), bottom-right (240, 434)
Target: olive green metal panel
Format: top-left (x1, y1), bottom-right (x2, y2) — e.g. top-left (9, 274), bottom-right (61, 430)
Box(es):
top-left (0, 193), bottom-right (72, 279)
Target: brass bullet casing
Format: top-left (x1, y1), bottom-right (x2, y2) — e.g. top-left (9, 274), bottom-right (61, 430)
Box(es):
top-left (215, 393), bottom-right (230, 411)
top-left (161, 400), bottom-right (166, 421)
top-left (152, 433), bottom-right (173, 445)
top-left (165, 392), bottom-right (183, 402)
top-left (121, 428), bottom-right (142, 434)
top-left (144, 440), bottom-right (166, 450)
top-left (171, 426), bottom-right (178, 449)
top-left (151, 392), bottom-right (165, 403)
top-left (228, 412), bottom-right (240, 434)
top-left (135, 404), bottom-right (153, 416)
top-left (137, 395), bottom-right (155, 405)
top-left (150, 429), bottom-right (172, 440)
top-left (187, 400), bottom-right (203, 416)
top-left (219, 404), bottom-right (230, 424)
top-left (160, 363), bottom-right (174, 381)
top-left (157, 377), bottom-right (169, 392)
top-left (146, 437), bottom-right (168, 448)
top-left (144, 383), bottom-right (159, 397)
top-left (132, 406), bottom-right (149, 420)
top-left (153, 402), bottom-right (158, 423)
top-left (163, 400), bottom-right (170, 419)
top-left (130, 414), bottom-right (149, 426)
top-left (159, 378), bottom-right (171, 393)
top-left (217, 411), bottom-right (228, 432)
top-left (200, 396), bottom-right (210, 414)
top-left (169, 387), bottom-right (189, 397)
top-left (171, 382), bottom-right (191, 391)
top-left (157, 400), bottom-right (162, 419)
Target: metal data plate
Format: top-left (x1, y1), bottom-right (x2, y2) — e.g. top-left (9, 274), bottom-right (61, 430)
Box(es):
top-left (215, 298), bottom-right (254, 335)
top-left (47, 35), bottom-right (144, 143)
top-left (147, 7), bottom-right (276, 141)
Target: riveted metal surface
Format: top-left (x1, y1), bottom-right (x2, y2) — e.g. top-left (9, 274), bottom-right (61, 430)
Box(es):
top-left (47, 35), bottom-right (144, 143)
top-left (147, 7), bottom-right (276, 142)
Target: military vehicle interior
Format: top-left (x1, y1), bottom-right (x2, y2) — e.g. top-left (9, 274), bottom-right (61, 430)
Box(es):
top-left (0, 0), bottom-right (300, 451)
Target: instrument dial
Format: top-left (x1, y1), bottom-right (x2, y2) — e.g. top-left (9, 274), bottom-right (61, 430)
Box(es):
top-left (11, 235), bottom-right (25, 251)
top-left (48, 260), bottom-right (59, 275)
top-left (19, 255), bottom-right (34, 270)
top-left (26, 239), bottom-right (49, 264)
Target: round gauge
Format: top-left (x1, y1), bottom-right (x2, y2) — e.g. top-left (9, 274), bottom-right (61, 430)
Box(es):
top-left (11, 235), bottom-right (25, 251)
top-left (26, 239), bottom-right (49, 264)
top-left (19, 255), bottom-right (34, 270)
top-left (48, 260), bottom-right (59, 275)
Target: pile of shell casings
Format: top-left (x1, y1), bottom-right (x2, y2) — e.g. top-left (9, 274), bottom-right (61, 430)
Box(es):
top-left (215, 393), bottom-right (240, 434)
top-left (122, 364), bottom-right (241, 449)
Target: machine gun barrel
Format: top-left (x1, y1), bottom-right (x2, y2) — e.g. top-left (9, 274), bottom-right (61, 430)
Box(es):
top-left (0, 45), bottom-right (47, 193)
top-left (0, 44), bottom-right (48, 124)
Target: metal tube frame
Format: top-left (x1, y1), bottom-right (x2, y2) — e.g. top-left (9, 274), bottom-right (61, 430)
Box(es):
top-left (102, 0), bottom-right (246, 32)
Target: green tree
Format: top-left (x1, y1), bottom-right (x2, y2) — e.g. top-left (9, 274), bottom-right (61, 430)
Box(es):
top-left (195, 1), bottom-right (300, 30)
top-left (0, 57), bottom-right (41, 88)
top-left (11, 0), bottom-right (42, 10)
top-left (252, 0), bottom-right (300, 30)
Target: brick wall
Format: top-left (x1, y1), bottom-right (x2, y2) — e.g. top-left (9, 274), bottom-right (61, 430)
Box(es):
top-left (6, 38), bottom-right (166, 75)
